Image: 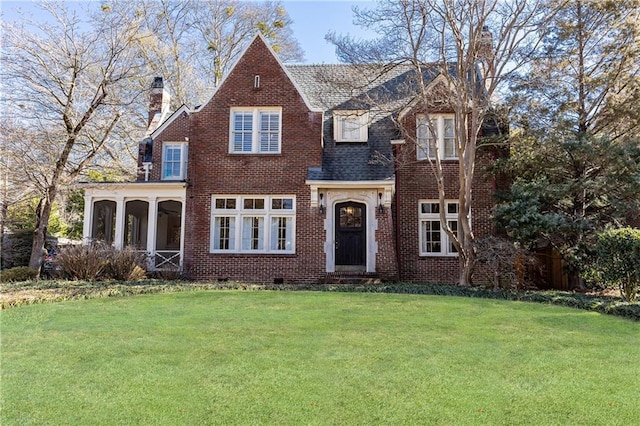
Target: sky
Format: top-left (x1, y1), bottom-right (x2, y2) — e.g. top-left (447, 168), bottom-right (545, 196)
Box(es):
top-left (0, 0), bottom-right (377, 64)
top-left (285, 1), bottom-right (375, 63)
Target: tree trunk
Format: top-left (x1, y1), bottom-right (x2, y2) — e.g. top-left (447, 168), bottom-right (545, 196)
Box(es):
top-left (459, 249), bottom-right (474, 286)
top-left (28, 188), bottom-right (56, 274)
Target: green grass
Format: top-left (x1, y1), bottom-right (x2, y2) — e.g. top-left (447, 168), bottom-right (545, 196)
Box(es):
top-left (2, 291), bottom-right (639, 425)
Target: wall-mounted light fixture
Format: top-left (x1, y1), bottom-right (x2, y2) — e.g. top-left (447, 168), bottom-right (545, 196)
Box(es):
top-left (378, 192), bottom-right (384, 214)
top-left (319, 193), bottom-right (325, 215)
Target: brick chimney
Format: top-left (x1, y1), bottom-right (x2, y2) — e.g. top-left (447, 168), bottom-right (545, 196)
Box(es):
top-left (148, 77), bottom-right (170, 126)
top-left (478, 26), bottom-right (494, 62)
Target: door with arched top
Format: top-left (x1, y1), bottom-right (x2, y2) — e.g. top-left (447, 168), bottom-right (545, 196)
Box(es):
top-left (335, 202), bottom-right (366, 270)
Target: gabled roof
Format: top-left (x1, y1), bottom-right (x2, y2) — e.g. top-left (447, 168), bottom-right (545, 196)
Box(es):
top-left (198, 33), bottom-right (321, 113)
top-left (149, 104), bottom-right (190, 139)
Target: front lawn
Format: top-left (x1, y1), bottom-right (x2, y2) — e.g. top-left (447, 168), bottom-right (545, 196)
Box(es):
top-left (2, 291), bottom-right (638, 424)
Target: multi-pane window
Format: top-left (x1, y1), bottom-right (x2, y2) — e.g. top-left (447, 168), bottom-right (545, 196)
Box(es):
top-left (416, 114), bottom-right (457, 160)
top-left (333, 111), bottom-right (369, 142)
top-left (260, 112), bottom-right (280, 152)
top-left (211, 195), bottom-right (295, 253)
top-left (162, 142), bottom-right (188, 180)
top-left (230, 108), bottom-right (281, 154)
top-left (213, 216), bottom-right (235, 250)
top-left (419, 200), bottom-right (459, 256)
top-left (232, 112), bottom-right (253, 152)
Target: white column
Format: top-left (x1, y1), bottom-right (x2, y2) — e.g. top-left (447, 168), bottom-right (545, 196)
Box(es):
top-left (179, 198), bottom-right (186, 268)
top-left (82, 194), bottom-right (93, 244)
top-left (146, 197), bottom-right (158, 267)
top-left (113, 197), bottom-right (125, 250)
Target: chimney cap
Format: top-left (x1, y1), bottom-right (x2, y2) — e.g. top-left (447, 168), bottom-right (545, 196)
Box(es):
top-left (151, 77), bottom-right (163, 89)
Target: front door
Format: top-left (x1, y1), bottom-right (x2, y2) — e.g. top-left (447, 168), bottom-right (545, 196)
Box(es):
top-left (335, 202), bottom-right (366, 270)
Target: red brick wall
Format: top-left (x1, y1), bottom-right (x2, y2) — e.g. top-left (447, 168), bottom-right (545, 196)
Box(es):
top-left (181, 36), bottom-right (325, 283)
top-left (375, 208), bottom-right (399, 281)
top-left (395, 113), bottom-right (498, 284)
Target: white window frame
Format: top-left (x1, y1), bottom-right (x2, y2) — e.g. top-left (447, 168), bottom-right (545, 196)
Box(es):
top-left (229, 107), bottom-right (282, 154)
top-left (416, 114), bottom-right (457, 160)
top-left (418, 200), bottom-right (459, 257)
top-left (210, 195), bottom-right (295, 254)
top-left (161, 142), bottom-right (188, 180)
top-left (333, 110), bottom-right (369, 142)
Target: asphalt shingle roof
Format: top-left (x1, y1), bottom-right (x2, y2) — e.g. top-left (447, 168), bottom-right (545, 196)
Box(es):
top-left (286, 64), bottom-right (441, 182)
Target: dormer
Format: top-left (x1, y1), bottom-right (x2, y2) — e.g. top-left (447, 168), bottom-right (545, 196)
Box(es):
top-left (333, 110), bottom-right (369, 143)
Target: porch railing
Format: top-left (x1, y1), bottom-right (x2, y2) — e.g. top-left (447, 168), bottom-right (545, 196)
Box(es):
top-left (153, 250), bottom-right (182, 270)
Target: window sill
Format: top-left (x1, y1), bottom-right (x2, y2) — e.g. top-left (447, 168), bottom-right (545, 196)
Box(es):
top-left (227, 152), bottom-right (282, 156)
top-left (209, 251), bottom-right (296, 256)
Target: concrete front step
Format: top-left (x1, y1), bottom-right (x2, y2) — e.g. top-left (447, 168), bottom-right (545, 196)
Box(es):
top-left (323, 272), bottom-right (381, 285)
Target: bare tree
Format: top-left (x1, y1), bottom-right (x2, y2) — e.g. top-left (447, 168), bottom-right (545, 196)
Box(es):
top-left (193, 0), bottom-right (304, 87)
top-left (0, 121), bottom-right (39, 240)
top-left (327, 0), bottom-right (550, 285)
top-left (106, 0), bottom-right (304, 108)
top-left (1, 3), bottom-right (146, 273)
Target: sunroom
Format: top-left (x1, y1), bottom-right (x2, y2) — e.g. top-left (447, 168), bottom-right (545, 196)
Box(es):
top-left (81, 182), bottom-right (186, 271)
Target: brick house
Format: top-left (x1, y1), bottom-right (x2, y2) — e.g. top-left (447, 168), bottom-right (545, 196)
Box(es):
top-left (82, 34), bottom-right (500, 284)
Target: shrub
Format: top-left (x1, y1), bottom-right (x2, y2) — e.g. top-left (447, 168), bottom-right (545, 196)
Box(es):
top-left (473, 236), bottom-right (538, 290)
top-left (590, 227), bottom-right (640, 302)
top-left (56, 244), bottom-right (148, 281)
top-left (0, 266), bottom-right (39, 282)
top-left (1, 232), bottom-right (33, 269)
top-left (106, 247), bottom-right (147, 281)
top-left (56, 244), bottom-right (110, 281)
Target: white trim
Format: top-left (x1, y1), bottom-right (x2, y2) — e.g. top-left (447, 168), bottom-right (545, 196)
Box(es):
top-left (306, 180), bottom-right (395, 208)
top-left (416, 113), bottom-right (457, 160)
top-left (418, 200), bottom-right (459, 257)
top-left (321, 190), bottom-right (380, 273)
top-left (150, 105), bottom-right (190, 139)
top-left (80, 181), bottom-right (187, 192)
top-left (333, 110), bottom-right (369, 142)
top-left (161, 141), bottom-right (188, 180)
top-left (210, 195), bottom-right (296, 254)
top-left (229, 107), bottom-right (282, 154)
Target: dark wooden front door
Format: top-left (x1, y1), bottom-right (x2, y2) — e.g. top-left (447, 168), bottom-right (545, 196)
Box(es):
top-left (335, 202), bottom-right (366, 268)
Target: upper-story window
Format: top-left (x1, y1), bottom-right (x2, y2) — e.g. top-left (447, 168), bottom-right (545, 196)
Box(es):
top-left (334, 110), bottom-right (369, 142)
top-left (230, 107), bottom-right (282, 154)
top-left (418, 200), bottom-right (459, 256)
top-left (416, 114), bottom-right (457, 160)
top-left (162, 142), bottom-right (188, 180)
